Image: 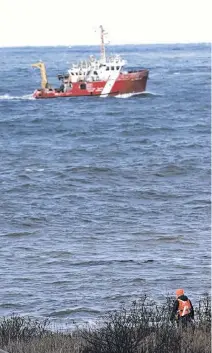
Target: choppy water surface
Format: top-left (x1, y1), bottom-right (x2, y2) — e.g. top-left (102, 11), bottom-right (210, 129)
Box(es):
top-left (0, 43), bottom-right (210, 328)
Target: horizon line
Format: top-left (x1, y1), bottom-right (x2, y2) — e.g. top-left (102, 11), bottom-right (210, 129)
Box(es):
top-left (0, 41), bottom-right (210, 49)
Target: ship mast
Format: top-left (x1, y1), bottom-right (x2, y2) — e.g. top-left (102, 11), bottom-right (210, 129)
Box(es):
top-left (100, 25), bottom-right (106, 62)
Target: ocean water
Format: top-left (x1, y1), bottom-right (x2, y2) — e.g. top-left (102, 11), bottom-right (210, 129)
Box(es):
top-left (0, 43), bottom-right (211, 328)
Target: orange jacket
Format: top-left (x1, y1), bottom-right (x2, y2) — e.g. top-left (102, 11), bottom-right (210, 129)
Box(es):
top-left (177, 298), bottom-right (192, 317)
top-left (170, 295), bottom-right (194, 321)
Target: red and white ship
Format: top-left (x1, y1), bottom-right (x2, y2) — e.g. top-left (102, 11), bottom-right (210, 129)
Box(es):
top-left (32, 26), bottom-right (149, 99)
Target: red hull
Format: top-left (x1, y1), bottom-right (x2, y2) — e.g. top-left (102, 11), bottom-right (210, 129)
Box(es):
top-left (33, 70), bottom-right (148, 99)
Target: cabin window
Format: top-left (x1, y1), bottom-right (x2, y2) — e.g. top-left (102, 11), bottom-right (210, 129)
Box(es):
top-left (116, 66), bottom-right (120, 70)
top-left (80, 83), bottom-right (86, 90)
top-left (111, 66), bottom-right (114, 70)
top-left (106, 66), bottom-right (109, 70)
top-left (94, 71), bottom-right (98, 75)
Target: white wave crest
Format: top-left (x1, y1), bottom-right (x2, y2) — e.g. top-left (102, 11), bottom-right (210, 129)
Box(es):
top-left (115, 91), bottom-right (163, 98)
top-left (0, 93), bottom-right (35, 101)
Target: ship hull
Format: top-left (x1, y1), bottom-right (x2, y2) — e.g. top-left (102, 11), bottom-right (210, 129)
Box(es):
top-left (33, 70), bottom-right (148, 99)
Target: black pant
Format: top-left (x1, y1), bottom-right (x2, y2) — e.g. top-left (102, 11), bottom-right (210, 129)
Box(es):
top-left (177, 315), bottom-right (194, 329)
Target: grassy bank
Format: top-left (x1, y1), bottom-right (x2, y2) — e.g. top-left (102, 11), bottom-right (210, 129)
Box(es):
top-left (0, 295), bottom-right (211, 353)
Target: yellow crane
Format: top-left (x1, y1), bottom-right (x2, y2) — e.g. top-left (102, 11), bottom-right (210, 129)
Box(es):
top-left (31, 62), bottom-right (50, 89)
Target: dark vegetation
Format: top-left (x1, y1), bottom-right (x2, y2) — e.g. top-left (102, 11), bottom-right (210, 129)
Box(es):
top-left (0, 294), bottom-right (211, 353)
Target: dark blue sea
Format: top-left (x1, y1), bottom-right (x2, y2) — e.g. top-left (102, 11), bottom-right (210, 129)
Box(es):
top-left (0, 43), bottom-right (211, 329)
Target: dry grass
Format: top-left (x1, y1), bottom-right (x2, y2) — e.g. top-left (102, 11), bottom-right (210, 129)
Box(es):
top-left (0, 295), bottom-right (211, 353)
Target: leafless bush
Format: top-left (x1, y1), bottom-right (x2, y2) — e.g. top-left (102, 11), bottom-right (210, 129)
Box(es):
top-left (0, 314), bottom-right (49, 345)
top-left (0, 294), bottom-right (210, 353)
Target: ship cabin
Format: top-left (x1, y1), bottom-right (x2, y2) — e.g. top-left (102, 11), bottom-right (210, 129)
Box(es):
top-left (65, 55), bottom-right (127, 83)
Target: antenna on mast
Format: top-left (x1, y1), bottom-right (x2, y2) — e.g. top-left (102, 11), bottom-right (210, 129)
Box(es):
top-left (100, 25), bottom-right (106, 62)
